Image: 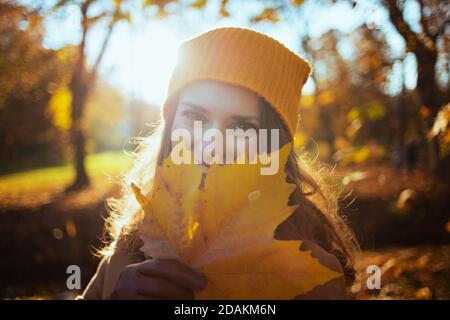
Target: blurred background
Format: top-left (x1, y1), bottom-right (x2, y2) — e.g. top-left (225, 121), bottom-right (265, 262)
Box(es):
top-left (0, 0), bottom-right (449, 300)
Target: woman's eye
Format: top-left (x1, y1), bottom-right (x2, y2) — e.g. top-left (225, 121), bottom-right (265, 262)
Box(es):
top-left (233, 122), bottom-right (258, 131)
top-left (183, 110), bottom-right (205, 121)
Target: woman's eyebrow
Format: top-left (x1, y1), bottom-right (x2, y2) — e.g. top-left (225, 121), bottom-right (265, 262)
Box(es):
top-left (230, 115), bottom-right (260, 122)
top-left (180, 101), bottom-right (209, 114)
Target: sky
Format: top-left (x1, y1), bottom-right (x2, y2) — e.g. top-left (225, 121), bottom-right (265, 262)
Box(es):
top-left (28, 0), bottom-right (422, 107)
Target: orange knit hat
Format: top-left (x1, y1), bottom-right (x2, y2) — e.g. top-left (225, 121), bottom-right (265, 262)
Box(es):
top-left (163, 27), bottom-right (312, 137)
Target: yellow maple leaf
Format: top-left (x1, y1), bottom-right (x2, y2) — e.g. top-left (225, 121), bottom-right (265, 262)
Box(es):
top-left (132, 143), bottom-right (341, 299)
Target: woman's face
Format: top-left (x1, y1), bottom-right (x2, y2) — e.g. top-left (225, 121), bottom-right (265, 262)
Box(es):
top-left (171, 80), bottom-right (261, 164)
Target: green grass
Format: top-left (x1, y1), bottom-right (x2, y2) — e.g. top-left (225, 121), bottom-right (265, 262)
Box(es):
top-left (0, 151), bottom-right (133, 194)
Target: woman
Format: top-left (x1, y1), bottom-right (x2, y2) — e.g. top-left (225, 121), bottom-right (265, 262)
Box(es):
top-left (79, 27), bottom-right (358, 300)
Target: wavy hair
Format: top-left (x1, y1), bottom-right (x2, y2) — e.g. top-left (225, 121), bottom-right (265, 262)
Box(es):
top-left (99, 92), bottom-right (359, 285)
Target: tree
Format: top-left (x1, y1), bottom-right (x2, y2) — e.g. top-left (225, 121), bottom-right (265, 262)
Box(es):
top-left (381, 0), bottom-right (449, 173)
top-left (48, 0), bottom-right (134, 190)
top-left (298, 26), bottom-right (396, 161)
top-left (0, 2), bottom-right (70, 168)
top-left (50, 0), bottom-right (187, 191)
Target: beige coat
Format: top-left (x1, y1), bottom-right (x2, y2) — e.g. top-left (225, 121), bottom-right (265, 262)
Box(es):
top-left (79, 219), bottom-right (347, 300)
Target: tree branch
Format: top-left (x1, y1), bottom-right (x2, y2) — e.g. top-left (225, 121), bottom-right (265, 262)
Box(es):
top-left (432, 15), bottom-right (450, 41)
top-left (89, 5), bottom-right (122, 84)
top-left (75, 0), bottom-right (94, 75)
top-left (91, 20), bottom-right (114, 75)
top-left (383, 0), bottom-right (419, 52)
top-left (417, 0), bottom-right (433, 40)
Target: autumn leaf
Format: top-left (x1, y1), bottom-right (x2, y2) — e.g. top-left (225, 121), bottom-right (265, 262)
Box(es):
top-left (250, 7), bottom-right (280, 24)
top-left (190, 0), bottom-right (207, 9)
top-left (133, 143), bottom-right (341, 299)
top-left (196, 241), bottom-right (340, 299)
top-left (48, 86), bottom-right (72, 131)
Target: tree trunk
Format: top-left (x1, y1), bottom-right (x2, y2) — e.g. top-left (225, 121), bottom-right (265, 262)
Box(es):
top-left (415, 45), bottom-right (445, 174)
top-left (383, 0), bottom-right (447, 176)
top-left (63, 1), bottom-right (117, 191)
top-left (319, 106), bottom-right (336, 162)
top-left (66, 66), bottom-right (90, 192)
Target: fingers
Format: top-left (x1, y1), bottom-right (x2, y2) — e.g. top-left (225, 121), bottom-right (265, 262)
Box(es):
top-left (138, 259), bottom-right (208, 291)
top-left (136, 275), bottom-right (195, 300)
top-left (299, 240), bottom-right (344, 273)
top-left (113, 259), bottom-right (207, 300)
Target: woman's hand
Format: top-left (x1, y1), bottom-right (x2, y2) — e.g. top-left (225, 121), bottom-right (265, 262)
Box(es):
top-left (111, 259), bottom-right (207, 300)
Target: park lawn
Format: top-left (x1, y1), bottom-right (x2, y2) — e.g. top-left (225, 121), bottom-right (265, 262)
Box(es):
top-left (0, 152), bottom-right (133, 207)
